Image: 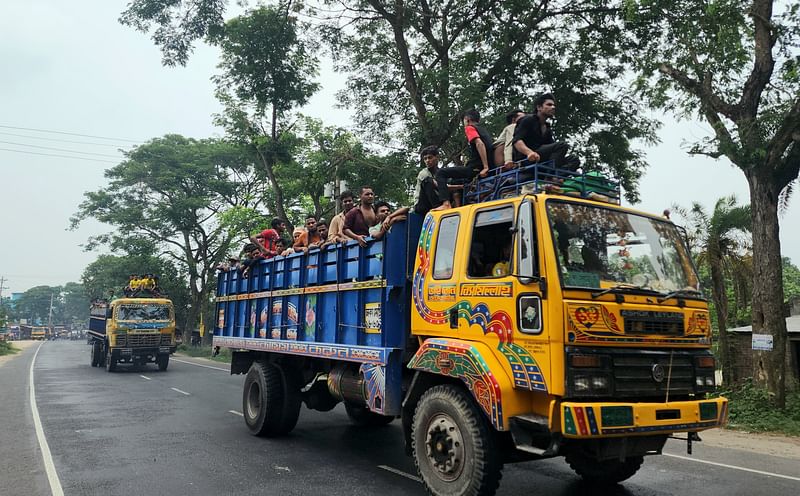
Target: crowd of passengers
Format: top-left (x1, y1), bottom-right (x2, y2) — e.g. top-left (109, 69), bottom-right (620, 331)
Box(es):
top-left (217, 93), bottom-right (578, 275)
top-left (123, 274), bottom-right (163, 297)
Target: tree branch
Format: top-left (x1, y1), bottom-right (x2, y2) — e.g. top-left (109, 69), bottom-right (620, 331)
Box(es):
top-left (659, 63), bottom-right (739, 120)
top-left (740, 0), bottom-right (777, 119)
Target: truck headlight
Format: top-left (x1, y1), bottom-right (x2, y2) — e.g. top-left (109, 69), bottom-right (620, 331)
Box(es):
top-left (591, 376), bottom-right (609, 389)
top-left (574, 377), bottom-right (590, 392)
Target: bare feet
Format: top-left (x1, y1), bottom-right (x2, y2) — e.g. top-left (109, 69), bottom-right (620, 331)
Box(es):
top-left (432, 201), bottom-right (451, 211)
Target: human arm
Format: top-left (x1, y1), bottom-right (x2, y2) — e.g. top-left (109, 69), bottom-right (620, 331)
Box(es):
top-left (249, 235), bottom-right (275, 257)
top-left (343, 227), bottom-right (368, 247)
top-left (512, 118), bottom-right (540, 162)
top-left (474, 139), bottom-right (490, 177)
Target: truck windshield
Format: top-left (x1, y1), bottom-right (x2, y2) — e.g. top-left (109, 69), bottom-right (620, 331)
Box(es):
top-left (117, 304), bottom-right (172, 321)
top-left (546, 200), bottom-right (698, 293)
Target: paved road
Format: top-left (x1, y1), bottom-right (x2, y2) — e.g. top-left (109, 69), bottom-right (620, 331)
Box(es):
top-left (2, 341), bottom-right (799, 496)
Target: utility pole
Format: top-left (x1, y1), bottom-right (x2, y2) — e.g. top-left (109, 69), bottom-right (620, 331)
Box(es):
top-left (48, 292), bottom-right (54, 339)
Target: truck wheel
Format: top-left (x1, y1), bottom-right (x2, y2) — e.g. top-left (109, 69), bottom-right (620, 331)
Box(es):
top-left (105, 350), bottom-right (116, 372)
top-left (97, 345), bottom-right (106, 367)
top-left (242, 362), bottom-right (301, 437)
top-left (90, 342), bottom-right (100, 367)
top-left (412, 385), bottom-right (502, 496)
top-left (565, 452), bottom-right (643, 484)
top-left (157, 354), bottom-right (169, 371)
top-left (344, 402), bottom-right (394, 426)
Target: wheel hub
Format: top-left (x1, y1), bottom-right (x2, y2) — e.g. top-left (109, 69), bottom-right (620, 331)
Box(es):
top-left (425, 414), bottom-right (464, 481)
top-left (246, 382), bottom-right (261, 419)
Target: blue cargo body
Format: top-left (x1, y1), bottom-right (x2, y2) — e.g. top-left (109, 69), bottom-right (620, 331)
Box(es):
top-left (214, 217), bottom-right (422, 415)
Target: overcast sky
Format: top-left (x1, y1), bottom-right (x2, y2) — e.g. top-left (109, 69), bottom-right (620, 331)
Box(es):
top-left (1, 0), bottom-right (798, 295)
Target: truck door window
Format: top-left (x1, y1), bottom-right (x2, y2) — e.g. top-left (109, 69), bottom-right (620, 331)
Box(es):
top-left (468, 206), bottom-right (514, 278)
top-left (517, 200), bottom-right (538, 279)
top-left (433, 215), bottom-right (460, 279)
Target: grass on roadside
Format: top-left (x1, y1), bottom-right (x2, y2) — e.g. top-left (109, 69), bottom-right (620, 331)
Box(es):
top-left (713, 380), bottom-right (800, 436)
top-left (0, 340), bottom-right (19, 356)
top-left (176, 344), bottom-right (231, 363)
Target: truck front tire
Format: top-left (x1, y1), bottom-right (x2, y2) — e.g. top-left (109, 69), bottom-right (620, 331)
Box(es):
top-left (157, 354), bottom-right (169, 371)
top-left (412, 385), bottom-right (502, 496)
top-left (243, 362), bottom-right (301, 437)
top-left (105, 350), bottom-right (116, 372)
top-left (565, 452), bottom-right (643, 484)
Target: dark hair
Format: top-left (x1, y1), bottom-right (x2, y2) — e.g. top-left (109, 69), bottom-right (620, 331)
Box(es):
top-left (275, 238), bottom-right (286, 247)
top-left (463, 109), bottom-right (481, 123)
top-left (317, 219), bottom-right (328, 227)
top-left (374, 201), bottom-right (390, 212)
top-left (271, 218), bottom-right (284, 229)
top-left (534, 93), bottom-right (555, 111)
top-left (360, 185), bottom-right (373, 194)
top-left (339, 190), bottom-right (354, 201)
top-left (305, 213), bottom-right (317, 221)
top-left (243, 243), bottom-right (257, 252)
top-left (505, 109), bottom-right (524, 124)
top-left (420, 145), bottom-right (439, 158)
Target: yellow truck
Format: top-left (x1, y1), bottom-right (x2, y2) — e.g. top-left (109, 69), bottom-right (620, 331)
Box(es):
top-left (89, 297), bottom-right (177, 372)
top-left (214, 164), bottom-right (727, 495)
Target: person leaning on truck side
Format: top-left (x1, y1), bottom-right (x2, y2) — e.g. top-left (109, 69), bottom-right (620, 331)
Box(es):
top-left (343, 186), bottom-right (377, 247)
top-left (327, 190), bottom-right (355, 243)
top-left (433, 109), bottom-right (495, 211)
top-left (294, 215), bottom-right (322, 253)
top-left (512, 92), bottom-right (579, 171)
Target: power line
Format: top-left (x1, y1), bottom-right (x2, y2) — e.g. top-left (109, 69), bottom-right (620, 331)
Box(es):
top-left (0, 148), bottom-right (118, 164)
top-left (0, 140), bottom-right (123, 158)
top-left (0, 131), bottom-right (135, 148)
top-left (0, 124), bottom-right (143, 143)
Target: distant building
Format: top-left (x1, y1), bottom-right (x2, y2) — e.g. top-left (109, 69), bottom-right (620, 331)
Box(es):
top-left (728, 311), bottom-right (800, 383)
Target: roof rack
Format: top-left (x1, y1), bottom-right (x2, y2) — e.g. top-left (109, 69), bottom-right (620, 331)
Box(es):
top-left (461, 160), bottom-right (621, 205)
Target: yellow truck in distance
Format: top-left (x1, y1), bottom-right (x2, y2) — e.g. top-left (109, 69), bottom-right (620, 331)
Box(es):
top-left (88, 297), bottom-right (176, 372)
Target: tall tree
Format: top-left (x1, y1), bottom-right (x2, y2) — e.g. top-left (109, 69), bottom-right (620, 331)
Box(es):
top-left (15, 286), bottom-right (63, 325)
top-left (318, 0), bottom-right (658, 200)
top-left (677, 196), bottom-right (751, 385)
top-left (626, 0), bottom-right (800, 406)
top-left (212, 4), bottom-right (320, 226)
top-left (71, 135), bottom-right (264, 343)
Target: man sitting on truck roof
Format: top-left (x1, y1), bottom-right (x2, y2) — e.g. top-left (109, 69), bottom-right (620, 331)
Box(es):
top-left (512, 93), bottom-right (579, 171)
top-left (433, 109), bottom-right (495, 211)
top-left (383, 146), bottom-right (442, 224)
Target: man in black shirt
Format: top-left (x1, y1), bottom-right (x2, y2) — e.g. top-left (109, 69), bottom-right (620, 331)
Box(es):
top-left (433, 109), bottom-right (495, 210)
top-left (512, 93), bottom-right (579, 171)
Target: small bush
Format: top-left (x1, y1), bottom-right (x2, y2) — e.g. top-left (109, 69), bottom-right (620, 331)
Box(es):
top-left (713, 380), bottom-right (800, 436)
top-left (0, 340), bottom-right (18, 356)
top-left (176, 344), bottom-right (231, 363)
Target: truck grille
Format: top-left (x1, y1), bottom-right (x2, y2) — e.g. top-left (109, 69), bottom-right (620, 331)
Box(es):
top-left (127, 333), bottom-right (161, 347)
top-left (612, 353), bottom-right (694, 396)
top-left (621, 310), bottom-right (684, 335)
top-left (160, 334), bottom-right (172, 346)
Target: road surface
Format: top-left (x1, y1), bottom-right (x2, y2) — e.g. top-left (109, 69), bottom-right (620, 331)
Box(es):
top-left (1, 341), bottom-right (799, 495)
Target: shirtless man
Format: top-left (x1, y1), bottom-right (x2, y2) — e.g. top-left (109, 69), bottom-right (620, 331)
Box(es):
top-left (343, 186), bottom-right (377, 247)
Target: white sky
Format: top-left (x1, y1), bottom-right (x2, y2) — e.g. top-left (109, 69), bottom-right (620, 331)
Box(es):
top-left (1, 0), bottom-right (798, 295)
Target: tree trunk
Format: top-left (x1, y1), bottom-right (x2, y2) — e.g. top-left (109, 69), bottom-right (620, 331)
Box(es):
top-left (747, 172), bottom-right (787, 408)
top-left (709, 252), bottom-right (733, 386)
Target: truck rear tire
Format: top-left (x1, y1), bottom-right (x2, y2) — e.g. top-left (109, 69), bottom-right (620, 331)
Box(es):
top-left (105, 350), bottom-right (116, 372)
top-left (90, 342), bottom-right (101, 367)
top-left (344, 402), bottom-right (394, 427)
top-left (565, 452), bottom-right (643, 484)
top-left (157, 354), bottom-right (169, 371)
top-left (242, 362), bottom-right (301, 437)
top-left (412, 385), bottom-right (502, 496)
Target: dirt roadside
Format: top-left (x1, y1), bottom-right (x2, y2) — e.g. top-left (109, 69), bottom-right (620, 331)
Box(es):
top-left (697, 427), bottom-right (800, 459)
top-left (0, 340), bottom-right (39, 367)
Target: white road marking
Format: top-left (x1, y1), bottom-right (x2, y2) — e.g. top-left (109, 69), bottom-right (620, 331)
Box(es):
top-left (274, 465), bottom-right (291, 472)
top-left (29, 343), bottom-right (65, 496)
top-left (172, 358), bottom-right (229, 372)
top-left (663, 453), bottom-right (800, 482)
top-left (171, 387), bottom-right (191, 396)
top-left (228, 410), bottom-right (244, 417)
top-left (139, 375), bottom-right (152, 381)
top-left (377, 465), bottom-right (422, 483)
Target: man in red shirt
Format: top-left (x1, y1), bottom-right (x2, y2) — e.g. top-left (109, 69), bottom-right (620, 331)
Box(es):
top-left (434, 109), bottom-right (495, 210)
top-left (250, 218), bottom-right (286, 259)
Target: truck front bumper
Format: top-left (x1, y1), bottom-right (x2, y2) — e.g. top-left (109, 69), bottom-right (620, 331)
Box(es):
top-left (560, 398), bottom-right (727, 438)
top-left (112, 346), bottom-right (172, 360)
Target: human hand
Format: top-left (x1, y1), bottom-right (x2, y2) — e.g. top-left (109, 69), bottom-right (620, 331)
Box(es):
top-left (527, 151), bottom-right (540, 162)
top-left (479, 167), bottom-right (489, 178)
top-left (356, 235), bottom-right (367, 247)
top-left (503, 161), bottom-right (515, 170)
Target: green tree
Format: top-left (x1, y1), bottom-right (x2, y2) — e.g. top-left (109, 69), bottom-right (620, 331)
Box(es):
top-left (626, 0), bottom-right (800, 406)
top-left (62, 282), bottom-right (89, 327)
top-left (15, 286), bottom-right (62, 325)
top-left (783, 257), bottom-right (800, 304)
top-left (317, 0), bottom-right (658, 200)
top-left (676, 197), bottom-right (751, 385)
top-left (72, 135), bottom-right (264, 343)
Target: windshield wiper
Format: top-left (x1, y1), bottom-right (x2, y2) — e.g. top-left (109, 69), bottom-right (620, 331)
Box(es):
top-left (656, 288), bottom-right (704, 303)
top-left (591, 283), bottom-right (659, 299)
